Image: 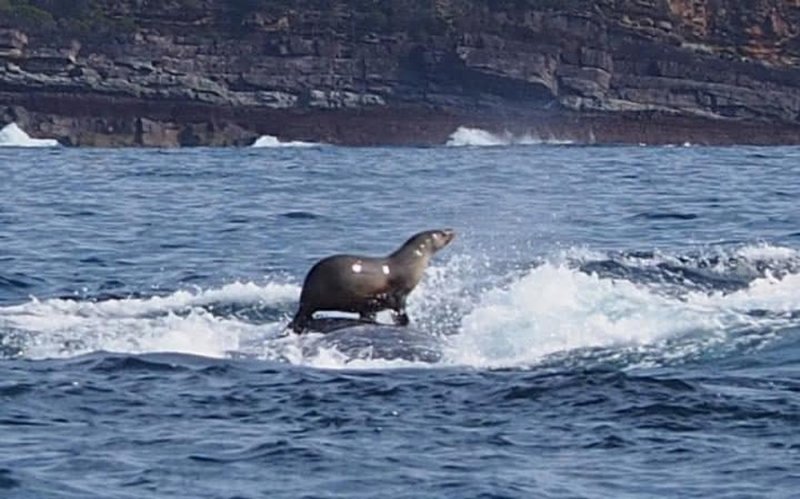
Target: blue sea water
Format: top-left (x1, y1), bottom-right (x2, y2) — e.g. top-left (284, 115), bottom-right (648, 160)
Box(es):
top-left (1, 143), bottom-right (799, 498)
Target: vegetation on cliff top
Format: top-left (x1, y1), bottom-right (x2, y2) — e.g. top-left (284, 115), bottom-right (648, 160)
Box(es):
top-left (2, 0), bottom-right (798, 67)
top-left (0, 0), bottom-right (135, 36)
top-left (0, 0), bottom-right (589, 38)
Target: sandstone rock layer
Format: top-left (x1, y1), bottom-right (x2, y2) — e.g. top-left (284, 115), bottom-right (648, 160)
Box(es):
top-left (2, 0), bottom-right (800, 146)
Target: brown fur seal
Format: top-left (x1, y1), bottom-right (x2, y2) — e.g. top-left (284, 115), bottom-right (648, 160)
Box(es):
top-left (289, 229), bottom-right (456, 334)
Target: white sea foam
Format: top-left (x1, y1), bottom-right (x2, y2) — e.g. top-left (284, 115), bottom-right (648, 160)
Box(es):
top-left (444, 253), bottom-right (799, 368)
top-left (265, 334), bottom-right (429, 370)
top-left (3, 280), bottom-right (298, 321)
top-left (266, 246), bottom-right (799, 369)
top-left (2, 246), bottom-right (798, 369)
top-left (0, 123), bottom-right (59, 147)
top-left (251, 135), bottom-right (319, 148)
top-left (446, 126), bottom-right (574, 147)
top-left (1, 281), bottom-right (299, 359)
top-left (690, 270), bottom-right (800, 315)
top-left (445, 263), bottom-right (717, 367)
top-left (735, 243), bottom-right (798, 262)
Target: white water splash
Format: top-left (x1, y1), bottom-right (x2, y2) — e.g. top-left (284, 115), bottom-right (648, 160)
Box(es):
top-left (266, 334), bottom-right (429, 370)
top-left (1, 281), bottom-right (298, 359)
top-left (445, 263), bottom-right (723, 368)
top-left (735, 243), bottom-right (798, 262)
top-left (446, 127), bottom-right (574, 147)
top-left (251, 135), bottom-right (319, 148)
top-left (2, 245), bottom-right (799, 369)
top-left (690, 271), bottom-right (800, 315)
top-left (0, 123), bottom-right (59, 147)
top-left (444, 245), bottom-right (800, 368)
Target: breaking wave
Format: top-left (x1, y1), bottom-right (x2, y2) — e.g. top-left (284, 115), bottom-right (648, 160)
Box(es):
top-left (0, 123), bottom-right (59, 147)
top-left (0, 281), bottom-right (298, 360)
top-left (446, 127), bottom-right (574, 147)
top-left (1, 244), bottom-right (798, 370)
top-left (448, 259), bottom-right (799, 369)
top-left (251, 135), bottom-right (320, 148)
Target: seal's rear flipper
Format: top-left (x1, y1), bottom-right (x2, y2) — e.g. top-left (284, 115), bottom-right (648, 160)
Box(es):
top-left (288, 307), bottom-right (313, 334)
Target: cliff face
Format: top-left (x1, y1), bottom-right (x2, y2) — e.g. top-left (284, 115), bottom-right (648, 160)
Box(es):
top-left (1, 0), bottom-right (800, 146)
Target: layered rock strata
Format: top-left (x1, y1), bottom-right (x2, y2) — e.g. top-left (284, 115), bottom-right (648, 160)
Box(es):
top-left (1, 0), bottom-right (800, 146)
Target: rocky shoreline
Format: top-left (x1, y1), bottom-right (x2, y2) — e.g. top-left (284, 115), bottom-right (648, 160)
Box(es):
top-left (2, 1), bottom-right (800, 147)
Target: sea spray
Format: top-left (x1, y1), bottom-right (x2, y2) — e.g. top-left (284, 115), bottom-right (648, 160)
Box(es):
top-left (446, 126), bottom-right (574, 147)
top-left (0, 123), bottom-right (59, 147)
top-left (251, 135), bottom-right (320, 148)
top-left (2, 245), bottom-right (798, 369)
top-left (0, 281), bottom-right (298, 360)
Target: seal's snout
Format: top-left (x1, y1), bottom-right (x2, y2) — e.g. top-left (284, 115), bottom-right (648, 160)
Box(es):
top-left (441, 228), bottom-right (455, 244)
top-left (432, 228), bottom-right (456, 250)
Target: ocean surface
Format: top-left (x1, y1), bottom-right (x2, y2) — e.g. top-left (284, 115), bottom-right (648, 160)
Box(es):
top-left (1, 136), bottom-right (799, 498)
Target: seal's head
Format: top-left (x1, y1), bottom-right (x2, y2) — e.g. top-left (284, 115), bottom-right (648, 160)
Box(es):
top-left (427, 228), bottom-right (456, 252)
top-left (396, 229), bottom-right (456, 259)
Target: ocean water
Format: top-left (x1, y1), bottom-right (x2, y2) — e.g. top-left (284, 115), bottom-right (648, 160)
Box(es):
top-left (1, 140), bottom-right (799, 498)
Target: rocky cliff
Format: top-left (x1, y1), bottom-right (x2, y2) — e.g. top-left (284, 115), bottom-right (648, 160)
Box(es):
top-left (2, 0), bottom-right (800, 146)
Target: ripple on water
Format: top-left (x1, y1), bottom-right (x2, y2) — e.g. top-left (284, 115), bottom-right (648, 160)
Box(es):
top-left (281, 211), bottom-right (322, 220)
top-left (631, 212), bottom-right (699, 221)
top-left (0, 468), bottom-right (20, 490)
top-left (0, 274), bottom-right (35, 291)
top-left (0, 146), bottom-right (799, 498)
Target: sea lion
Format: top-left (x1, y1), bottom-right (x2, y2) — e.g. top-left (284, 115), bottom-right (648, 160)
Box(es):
top-left (289, 229), bottom-right (456, 334)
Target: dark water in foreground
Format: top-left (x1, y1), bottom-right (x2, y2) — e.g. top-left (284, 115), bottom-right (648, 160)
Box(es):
top-left (1, 144), bottom-right (799, 498)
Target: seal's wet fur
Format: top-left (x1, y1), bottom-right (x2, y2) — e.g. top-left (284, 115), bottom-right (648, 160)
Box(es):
top-left (289, 229), bottom-right (455, 334)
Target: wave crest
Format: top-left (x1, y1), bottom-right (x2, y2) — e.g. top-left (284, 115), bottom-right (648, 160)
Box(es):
top-left (0, 281), bottom-right (299, 360)
top-left (446, 244), bottom-right (800, 368)
top-left (2, 244), bottom-right (798, 370)
top-left (446, 127), bottom-right (574, 147)
top-left (0, 123), bottom-right (59, 147)
top-left (251, 135), bottom-right (319, 148)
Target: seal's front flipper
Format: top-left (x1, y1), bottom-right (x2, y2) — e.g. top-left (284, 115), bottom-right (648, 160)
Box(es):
top-left (392, 311), bottom-right (410, 326)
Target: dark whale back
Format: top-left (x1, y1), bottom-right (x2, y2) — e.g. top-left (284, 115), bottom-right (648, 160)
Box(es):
top-left (301, 318), bottom-right (443, 363)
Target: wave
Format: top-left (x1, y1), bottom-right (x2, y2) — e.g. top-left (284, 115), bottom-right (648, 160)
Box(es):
top-left (251, 135), bottom-right (319, 148)
top-left (446, 127), bottom-right (574, 147)
top-left (0, 281), bottom-right (298, 360)
top-left (0, 123), bottom-right (60, 147)
top-left (1, 244), bottom-right (798, 370)
top-left (447, 262), bottom-right (798, 369)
